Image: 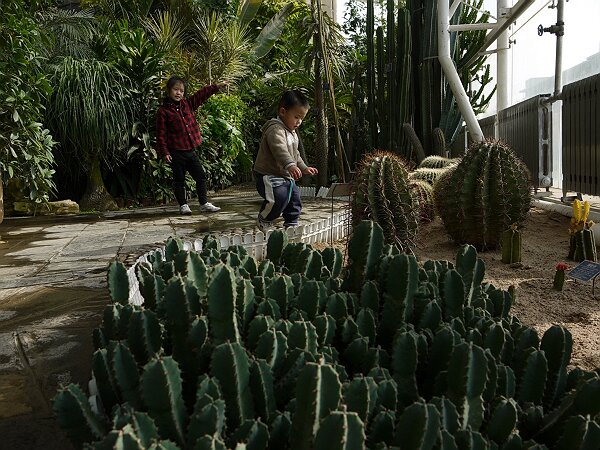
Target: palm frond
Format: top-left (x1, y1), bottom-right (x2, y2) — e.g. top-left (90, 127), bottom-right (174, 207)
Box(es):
top-left (36, 8), bottom-right (96, 59)
top-left (47, 57), bottom-right (133, 168)
top-left (145, 9), bottom-right (184, 54)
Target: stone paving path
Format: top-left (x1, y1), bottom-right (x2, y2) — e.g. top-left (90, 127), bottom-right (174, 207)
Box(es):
top-left (0, 186), bottom-right (347, 449)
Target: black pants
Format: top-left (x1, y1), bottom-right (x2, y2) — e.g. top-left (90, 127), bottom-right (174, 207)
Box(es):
top-left (170, 150), bottom-right (207, 205)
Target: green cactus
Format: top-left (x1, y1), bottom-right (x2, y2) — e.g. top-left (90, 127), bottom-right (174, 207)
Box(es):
top-left (409, 179), bottom-right (436, 223)
top-left (485, 397), bottom-right (518, 444)
top-left (187, 399), bottom-right (226, 446)
top-left (555, 415), bottom-right (600, 450)
top-left (402, 123), bottom-right (426, 163)
top-left (501, 225), bottom-right (522, 264)
top-left (267, 230), bottom-right (289, 265)
top-left (288, 320), bottom-right (319, 354)
top-left (391, 330), bottom-right (420, 407)
top-left (210, 342), bottom-right (254, 430)
top-left (193, 435), bottom-right (227, 450)
top-left (367, 410), bottom-right (395, 447)
top-left (250, 359), bottom-right (277, 424)
top-left (393, 402), bottom-right (440, 450)
top-left (446, 342), bottom-right (488, 430)
top-left (434, 140), bottom-right (531, 249)
top-left (573, 229), bottom-right (597, 262)
top-left (517, 350), bottom-right (548, 405)
top-left (141, 356), bottom-right (187, 446)
top-left (313, 408), bottom-right (366, 450)
top-left (343, 221), bottom-right (385, 293)
top-left (351, 152), bottom-right (419, 251)
top-left (229, 419), bottom-right (269, 450)
top-left (255, 329), bottom-right (287, 372)
top-left (112, 405), bottom-right (159, 448)
top-left (432, 128), bottom-right (447, 156)
top-left (208, 264), bottom-right (240, 345)
top-left (409, 167), bottom-right (449, 186)
top-left (379, 254), bottom-right (419, 342)
top-left (290, 360), bottom-right (342, 450)
top-left (53, 384), bottom-right (108, 448)
top-left (92, 347), bottom-right (119, 413)
top-left (541, 326), bottom-right (572, 409)
top-left (108, 260), bottom-right (130, 305)
top-left (111, 341), bottom-right (142, 408)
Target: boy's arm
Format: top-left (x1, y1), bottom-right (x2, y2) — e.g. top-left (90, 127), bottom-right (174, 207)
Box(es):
top-left (188, 84), bottom-right (220, 111)
top-left (155, 108), bottom-right (169, 158)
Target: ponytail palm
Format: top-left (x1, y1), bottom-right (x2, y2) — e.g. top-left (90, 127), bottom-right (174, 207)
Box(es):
top-left (47, 57), bottom-right (133, 210)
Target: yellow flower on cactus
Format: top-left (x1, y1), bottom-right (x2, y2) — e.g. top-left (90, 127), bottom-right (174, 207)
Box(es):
top-left (573, 199), bottom-right (581, 222)
top-left (583, 201), bottom-right (590, 223)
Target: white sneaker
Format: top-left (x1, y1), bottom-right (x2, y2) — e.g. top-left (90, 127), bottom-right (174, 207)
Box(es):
top-left (257, 218), bottom-right (273, 232)
top-left (199, 202), bottom-right (221, 212)
top-left (180, 204), bottom-right (192, 215)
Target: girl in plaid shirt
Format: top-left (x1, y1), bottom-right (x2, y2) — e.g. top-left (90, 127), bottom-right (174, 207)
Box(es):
top-left (156, 76), bottom-right (227, 214)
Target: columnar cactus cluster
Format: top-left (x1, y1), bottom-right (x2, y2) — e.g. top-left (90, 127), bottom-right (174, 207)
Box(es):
top-left (351, 151), bottom-right (419, 252)
top-left (53, 222), bottom-right (600, 449)
top-left (434, 140), bottom-right (532, 250)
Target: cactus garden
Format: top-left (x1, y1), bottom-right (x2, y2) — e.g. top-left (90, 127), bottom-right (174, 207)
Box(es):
top-left (50, 218), bottom-right (600, 449)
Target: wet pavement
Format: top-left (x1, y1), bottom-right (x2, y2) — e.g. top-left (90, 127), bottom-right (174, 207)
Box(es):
top-left (0, 185), bottom-right (346, 449)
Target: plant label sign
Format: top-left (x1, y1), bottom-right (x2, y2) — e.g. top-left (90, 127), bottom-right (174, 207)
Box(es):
top-left (567, 260), bottom-right (600, 283)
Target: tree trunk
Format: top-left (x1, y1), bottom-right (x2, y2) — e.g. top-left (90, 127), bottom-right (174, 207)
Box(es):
top-left (0, 172), bottom-right (4, 226)
top-left (79, 157), bottom-right (118, 212)
top-left (314, 54), bottom-right (329, 188)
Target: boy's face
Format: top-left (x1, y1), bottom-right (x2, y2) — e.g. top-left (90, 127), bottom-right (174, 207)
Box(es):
top-left (168, 82), bottom-right (185, 102)
top-left (278, 105), bottom-right (309, 131)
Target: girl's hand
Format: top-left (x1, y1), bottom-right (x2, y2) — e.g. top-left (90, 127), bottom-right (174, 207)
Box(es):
top-left (165, 154), bottom-right (172, 163)
top-left (303, 167), bottom-right (318, 175)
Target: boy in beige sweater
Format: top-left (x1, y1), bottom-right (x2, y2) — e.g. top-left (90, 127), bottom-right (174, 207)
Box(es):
top-left (254, 90), bottom-right (318, 230)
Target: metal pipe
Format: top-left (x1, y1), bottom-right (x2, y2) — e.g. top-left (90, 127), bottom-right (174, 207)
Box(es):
top-left (553, 0), bottom-right (565, 98)
top-left (449, 23), bottom-right (497, 31)
top-left (438, 0), bottom-right (484, 142)
top-left (497, 0), bottom-right (511, 112)
top-left (464, 0), bottom-right (537, 68)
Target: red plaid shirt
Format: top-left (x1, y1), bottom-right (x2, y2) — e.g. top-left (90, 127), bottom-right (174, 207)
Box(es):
top-left (155, 84), bottom-right (220, 158)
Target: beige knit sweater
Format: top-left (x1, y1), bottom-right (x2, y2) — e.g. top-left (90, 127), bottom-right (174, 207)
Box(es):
top-left (253, 118), bottom-right (308, 178)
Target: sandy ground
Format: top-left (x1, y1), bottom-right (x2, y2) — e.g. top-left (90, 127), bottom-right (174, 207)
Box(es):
top-left (319, 207), bottom-right (600, 371)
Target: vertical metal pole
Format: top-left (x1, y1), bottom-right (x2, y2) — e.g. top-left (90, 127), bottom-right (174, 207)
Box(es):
top-left (553, 0), bottom-right (565, 97)
top-left (497, 0), bottom-right (510, 111)
top-left (437, 0), bottom-right (484, 142)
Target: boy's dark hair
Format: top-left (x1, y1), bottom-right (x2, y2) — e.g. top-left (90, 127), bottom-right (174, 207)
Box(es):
top-left (278, 90), bottom-right (309, 110)
top-left (165, 76), bottom-right (187, 95)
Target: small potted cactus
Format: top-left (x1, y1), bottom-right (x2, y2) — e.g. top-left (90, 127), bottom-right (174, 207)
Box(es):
top-left (553, 262), bottom-right (569, 290)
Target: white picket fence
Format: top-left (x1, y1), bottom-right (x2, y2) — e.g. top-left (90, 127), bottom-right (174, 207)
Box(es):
top-left (126, 209), bottom-right (351, 306)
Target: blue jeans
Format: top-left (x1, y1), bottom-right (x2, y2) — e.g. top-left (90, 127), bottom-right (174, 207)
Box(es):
top-left (255, 174), bottom-right (302, 226)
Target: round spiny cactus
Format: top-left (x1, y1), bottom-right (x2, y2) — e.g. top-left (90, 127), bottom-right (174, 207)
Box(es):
top-left (409, 180), bottom-right (435, 223)
top-left (418, 156), bottom-right (460, 170)
top-left (408, 167), bottom-right (448, 186)
top-left (433, 140), bottom-right (531, 249)
top-left (351, 151), bottom-right (419, 252)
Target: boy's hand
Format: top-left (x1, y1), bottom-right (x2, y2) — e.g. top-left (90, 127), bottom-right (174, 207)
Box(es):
top-left (303, 167), bottom-right (318, 176)
top-left (288, 165), bottom-right (302, 180)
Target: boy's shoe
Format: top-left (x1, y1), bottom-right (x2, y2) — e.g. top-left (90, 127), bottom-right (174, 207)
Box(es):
top-left (284, 222), bottom-right (299, 229)
top-left (180, 204), bottom-right (192, 215)
top-left (200, 202), bottom-right (221, 212)
top-left (257, 218), bottom-right (273, 232)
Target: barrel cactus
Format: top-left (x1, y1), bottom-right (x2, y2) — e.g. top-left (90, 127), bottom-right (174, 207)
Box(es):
top-left (418, 156), bottom-right (460, 170)
top-left (433, 140), bottom-right (531, 249)
top-left (351, 151), bottom-right (419, 252)
top-left (409, 180), bottom-right (435, 223)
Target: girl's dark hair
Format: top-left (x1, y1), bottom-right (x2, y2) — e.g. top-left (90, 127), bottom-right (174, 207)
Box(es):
top-left (278, 90), bottom-right (309, 110)
top-left (165, 76), bottom-right (186, 95)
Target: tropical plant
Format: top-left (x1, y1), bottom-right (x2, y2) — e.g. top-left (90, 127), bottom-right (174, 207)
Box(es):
top-left (46, 57), bottom-right (134, 211)
top-left (0, 1), bottom-right (56, 204)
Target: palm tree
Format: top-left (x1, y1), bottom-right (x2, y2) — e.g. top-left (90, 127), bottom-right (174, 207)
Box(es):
top-left (46, 57), bottom-right (134, 210)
